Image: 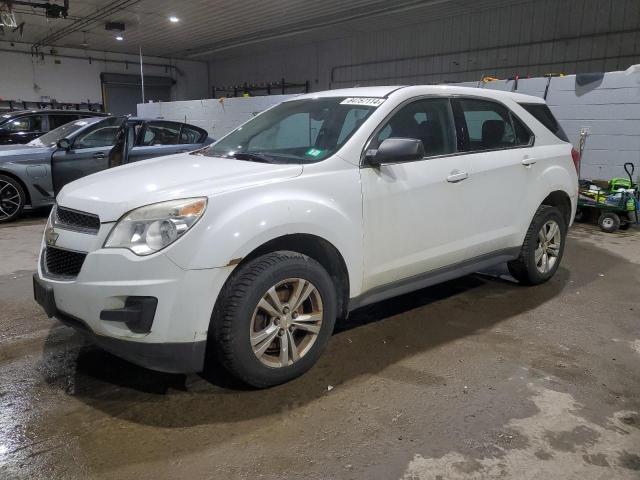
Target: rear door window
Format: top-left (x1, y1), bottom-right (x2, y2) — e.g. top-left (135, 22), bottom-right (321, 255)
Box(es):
top-left (140, 121), bottom-right (181, 146)
top-left (179, 124), bottom-right (205, 144)
top-left (511, 114), bottom-right (533, 146)
top-left (519, 103), bottom-right (569, 142)
top-left (454, 98), bottom-right (519, 151)
top-left (8, 115), bottom-right (43, 132)
top-left (453, 98), bottom-right (534, 152)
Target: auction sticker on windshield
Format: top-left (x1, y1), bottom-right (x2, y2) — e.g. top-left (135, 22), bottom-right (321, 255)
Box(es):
top-left (340, 97), bottom-right (386, 107)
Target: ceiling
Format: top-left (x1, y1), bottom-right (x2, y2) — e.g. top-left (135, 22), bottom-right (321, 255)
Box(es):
top-left (0, 0), bottom-right (530, 60)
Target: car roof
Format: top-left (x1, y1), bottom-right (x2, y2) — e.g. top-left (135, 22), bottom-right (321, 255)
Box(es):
top-left (391, 85), bottom-right (547, 103)
top-left (67, 116), bottom-right (113, 127)
top-left (292, 85), bottom-right (546, 104)
top-left (127, 117), bottom-right (185, 123)
top-left (0, 109), bottom-right (108, 118)
top-left (291, 86), bottom-right (405, 100)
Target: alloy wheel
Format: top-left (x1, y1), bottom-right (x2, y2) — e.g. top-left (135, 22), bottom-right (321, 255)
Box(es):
top-left (601, 217), bottom-right (615, 229)
top-left (0, 179), bottom-right (21, 221)
top-left (535, 219), bottom-right (561, 274)
top-left (250, 278), bottom-right (323, 368)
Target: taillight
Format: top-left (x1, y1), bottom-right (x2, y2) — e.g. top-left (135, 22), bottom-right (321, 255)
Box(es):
top-left (571, 148), bottom-right (581, 176)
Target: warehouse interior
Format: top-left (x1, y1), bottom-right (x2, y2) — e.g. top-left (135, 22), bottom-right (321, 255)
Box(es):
top-left (0, 0), bottom-right (639, 479)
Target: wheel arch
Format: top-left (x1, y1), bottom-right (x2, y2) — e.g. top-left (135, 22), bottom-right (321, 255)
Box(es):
top-left (0, 169), bottom-right (31, 205)
top-left (233, 233), bottom-right (351, 320)
top-left (541, 190), bottom-right (572, 227)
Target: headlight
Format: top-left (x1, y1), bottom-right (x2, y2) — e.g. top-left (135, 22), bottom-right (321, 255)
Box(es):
top-left (104, 198), bottom-right (207, 255)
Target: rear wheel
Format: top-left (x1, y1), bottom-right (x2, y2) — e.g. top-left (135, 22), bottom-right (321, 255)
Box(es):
top-left (598, 212), bottom-right (620, 233)
top-left (574, 208), bottom-right (587, 223)
top-left (619, 221), bottom-right (632, 231)
top-left (210, 251), bottom-right (337, 388)
top-left (0, 174), bottom-right (25, 223)
top-left (508, 205), bottom-right (566, 285)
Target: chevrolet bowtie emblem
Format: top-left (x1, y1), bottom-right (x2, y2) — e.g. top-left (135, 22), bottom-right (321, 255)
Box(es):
top-left (45, 227), bottom-right (59, 246)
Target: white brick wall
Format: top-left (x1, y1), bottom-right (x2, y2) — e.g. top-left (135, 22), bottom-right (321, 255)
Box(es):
top-left (458, 65), bottom-right (640, 181)
top-left (137, 95), bottom-right (297, 140)
top-left (139, 65), bottom-right (640, 182)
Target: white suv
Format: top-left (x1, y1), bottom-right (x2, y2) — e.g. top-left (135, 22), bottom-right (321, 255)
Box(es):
top-left (34, 86), bottom-right (578, 387)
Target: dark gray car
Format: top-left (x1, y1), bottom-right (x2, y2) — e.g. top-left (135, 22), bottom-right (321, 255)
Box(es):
top-left (0, 116), bottom-right (212, 223)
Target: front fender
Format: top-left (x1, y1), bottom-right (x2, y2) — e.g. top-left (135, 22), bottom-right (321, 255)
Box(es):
top-left (164, 168), bottom-right (364, 296)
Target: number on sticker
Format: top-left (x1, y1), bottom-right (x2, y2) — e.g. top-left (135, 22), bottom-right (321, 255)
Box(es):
top-left (340, 98), bottom-right (386, 107)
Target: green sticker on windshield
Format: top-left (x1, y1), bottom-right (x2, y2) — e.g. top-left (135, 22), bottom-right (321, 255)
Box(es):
top-left (305, 148), bottom-right (324, 157)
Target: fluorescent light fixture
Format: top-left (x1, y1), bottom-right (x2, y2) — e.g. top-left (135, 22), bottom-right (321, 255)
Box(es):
top-left (115, 35), bottom-right (124, 41)
top-left (169, 16), bottom-right (179, 23)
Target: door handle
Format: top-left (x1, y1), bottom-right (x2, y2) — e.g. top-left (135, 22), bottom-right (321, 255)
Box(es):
top-left (447, 170), bottom-right (469, 183)
top-left (176, 149), bottom-right (189, 153)
top-left (522, 156), bottom-right (537, 166)
top-left (93, 152), bottom-right (105, 159)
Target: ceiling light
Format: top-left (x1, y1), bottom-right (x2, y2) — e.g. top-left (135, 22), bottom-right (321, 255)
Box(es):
top-left (115, 35), bottom-right (124, 41)
top-left (169, 16), bottom-right (179, 23)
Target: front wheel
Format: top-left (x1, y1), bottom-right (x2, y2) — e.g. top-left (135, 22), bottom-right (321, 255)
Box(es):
top-left (508, 205), bottom-right (567, 285)
top-left (0, 174), bottom-right (26, 223)
top-left (210, 251), bottom-right (337, 388)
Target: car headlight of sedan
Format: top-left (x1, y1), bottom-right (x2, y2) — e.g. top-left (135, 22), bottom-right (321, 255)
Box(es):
top-left (104, 198), bottom-right (207, 255)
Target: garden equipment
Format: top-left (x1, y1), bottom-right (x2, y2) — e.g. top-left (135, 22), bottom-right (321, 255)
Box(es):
top-left (575, 162), bottom-right (638, 233)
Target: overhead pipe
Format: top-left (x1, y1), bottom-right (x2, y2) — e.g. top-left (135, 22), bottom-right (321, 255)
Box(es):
top-left (0, 47), bottom-right (183, 75)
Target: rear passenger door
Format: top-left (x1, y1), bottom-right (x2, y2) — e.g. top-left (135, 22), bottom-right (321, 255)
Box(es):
top-left (451, 97), bottom-right (534, 258)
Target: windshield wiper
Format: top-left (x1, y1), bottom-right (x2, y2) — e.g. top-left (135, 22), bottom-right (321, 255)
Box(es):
top-left (232, 152), bottom-right (273, 163)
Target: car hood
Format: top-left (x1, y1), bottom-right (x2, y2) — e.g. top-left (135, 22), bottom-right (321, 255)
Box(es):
top-left (57, 153), bottom-right (304, 221)
top-left (0, 143), bottom-right (52, 161)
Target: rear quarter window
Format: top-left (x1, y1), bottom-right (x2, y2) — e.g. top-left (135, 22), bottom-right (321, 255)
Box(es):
top-left (519, 103), bottom-right (569, 142)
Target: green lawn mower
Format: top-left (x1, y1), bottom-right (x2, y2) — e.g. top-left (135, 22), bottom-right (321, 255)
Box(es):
top-left (575, 162), bottom-right (639, 233)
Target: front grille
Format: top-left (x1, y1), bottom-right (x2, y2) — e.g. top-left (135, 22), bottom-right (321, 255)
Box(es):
top-left (44, 246), bottom-right (87, 279)
top-left (55, 206), bottom-right (100, 234)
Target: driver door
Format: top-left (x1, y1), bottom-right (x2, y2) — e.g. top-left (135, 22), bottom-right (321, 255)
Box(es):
top-left (361, 97), bottom-right (474, 291)
top-left (51, 117), bottom-right (124, 195)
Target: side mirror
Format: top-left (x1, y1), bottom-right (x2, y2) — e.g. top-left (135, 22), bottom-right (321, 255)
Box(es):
top-left (57, 138), bottom-right (71, 150)
top-left (364, 138), bottom-right (425, 166)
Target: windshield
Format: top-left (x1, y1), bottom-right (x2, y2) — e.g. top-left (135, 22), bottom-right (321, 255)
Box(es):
top-left (204, 97), bottom-right (381, 163)
top-left (27, 119), bottom-right (95, 147)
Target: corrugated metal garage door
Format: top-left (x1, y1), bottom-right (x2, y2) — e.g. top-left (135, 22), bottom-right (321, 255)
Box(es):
top-left (101, 73), bottom-right (173, 115)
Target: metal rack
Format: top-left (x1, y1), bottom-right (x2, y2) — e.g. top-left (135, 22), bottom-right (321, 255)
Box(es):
top-left (212, 78), bottom-right (309, 99)
top-left (0, 99), bottom-right (104, 113)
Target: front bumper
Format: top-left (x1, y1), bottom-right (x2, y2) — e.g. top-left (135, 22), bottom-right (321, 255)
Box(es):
top-left (34, 221), bottom-right (233, 373)
top-left (34, 273), bottom-right (206, 372)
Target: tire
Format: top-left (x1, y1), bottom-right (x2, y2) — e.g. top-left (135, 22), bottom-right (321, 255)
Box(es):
top-left (573, 208), bottom-right (587, 223)
top-left (598, 212), bottom-right (620, 233)
top-left (210, 251), bottom-right (337, 388)
top-left (619, 222), bottom-right (631, 231)
top-left (0, 174), bottom-right (26, 223)
top-left (508, 205), bottom-right (567, 286)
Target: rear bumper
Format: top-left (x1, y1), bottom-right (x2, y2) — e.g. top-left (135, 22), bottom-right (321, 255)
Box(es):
top-left (34, 273), bottom-right (207, 373)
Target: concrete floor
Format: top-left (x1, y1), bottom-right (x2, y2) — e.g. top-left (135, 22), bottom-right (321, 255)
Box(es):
top-left (0, 210), bottom-right (639, 479)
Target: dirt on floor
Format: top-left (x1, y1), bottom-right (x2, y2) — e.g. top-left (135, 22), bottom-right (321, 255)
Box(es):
top-left (0, 213), bottom-right (639, 480)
